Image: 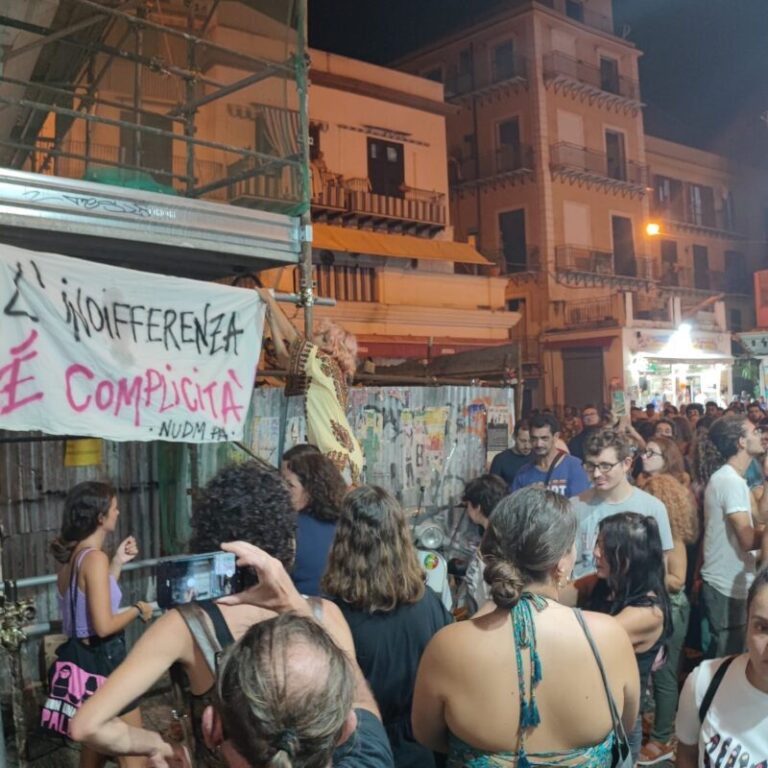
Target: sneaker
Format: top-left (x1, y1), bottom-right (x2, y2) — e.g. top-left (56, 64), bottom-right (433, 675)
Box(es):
top-left (638, 741), bottom-right (676, 765)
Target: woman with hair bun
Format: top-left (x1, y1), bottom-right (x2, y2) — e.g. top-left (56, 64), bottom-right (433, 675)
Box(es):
top-left (258, 287), bottom-right (364, 483)
top-left (412, 486), bottom-right (639, 768)
top-left (51, 481), bottom-right (153, 768)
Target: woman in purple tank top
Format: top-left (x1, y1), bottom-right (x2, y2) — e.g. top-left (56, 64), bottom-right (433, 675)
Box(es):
top-left (51, 481), bottom-right (153, 768)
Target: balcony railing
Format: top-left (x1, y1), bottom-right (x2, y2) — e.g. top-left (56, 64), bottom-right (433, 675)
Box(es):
top-left (311, 179), bottom-right (347, 211)
top-left (484, 246), bottom-right (542, 275)
top-left (543, 52), bottom-right (639, 101)
top-left (550, 142), bottom-right (648, 191)
top-left (556, 246), bottom-right (659, 285)
top-left (660, 267), bottom-right (730, 293)
top-left (444, 54), bottom-right (528, 100)
top-left (347, 189), bottom-right (446, 229)
top-left (565, 3), bottom-right (616, 35)
top-left (652, 207), bottom-right (742, 238)
top-left (564, 297), bottom-right (618, 327)
top-left (452, 145), bottom-right (534, 187)
top-left (511, 334), bottom-right (541, 363)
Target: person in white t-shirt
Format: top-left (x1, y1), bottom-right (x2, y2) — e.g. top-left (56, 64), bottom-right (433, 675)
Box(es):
top-left (700, 415), bottom-right (768, 657)
top-left (570, 428), bottom-right (674, 580)
top-left (675, 567), bottom-right (768, 768)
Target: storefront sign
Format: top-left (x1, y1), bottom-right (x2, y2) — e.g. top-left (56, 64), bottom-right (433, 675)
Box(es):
top-left (0, 244), bottom-right (264, 443)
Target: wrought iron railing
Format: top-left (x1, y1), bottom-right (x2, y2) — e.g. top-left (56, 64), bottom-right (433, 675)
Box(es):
top-left (555, 245), bottom-right (614, 275)
top-left (550, 142), bottom-right (648, 187)
top-left (484, 246), bottom-right (542, 274)
top-left (564, 297), bottom-right (617, 326)
top-left (445, 54), bottom-right (528, 98)
top-left (347, 189), bottom-right (446, 226)
top-left (543, 52), bottom-right (639, 100)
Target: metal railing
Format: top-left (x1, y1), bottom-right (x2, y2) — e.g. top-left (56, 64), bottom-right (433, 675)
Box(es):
top-left (347, 189), bottom-right (446, 227)
top-left (444, 54), bottom-right (528, 98)
top-left (451, 145), bottom-right (534, 184)
top-left (565, 2), bottom-right (616, 35)
top-left (555, 245), bottom-right (614, 274)
top-left (550, 142), bottom-right (648, 187)
top-left (491, 54), bottom-right (529, 86)
top-left (226, 156), bottom-right (303, 210)
top-left (311, 180), bottom-right (347, 209)
top-left (484, 246), bottom-right (542, 274)
top-left (661, 267), bottom-right (730, 293)
top-left (496, 144), bottom-right (535, 174)
top-left (543, 52), bottom-right (639, 100)
top-left (564, 297), bottom-right (617, 326)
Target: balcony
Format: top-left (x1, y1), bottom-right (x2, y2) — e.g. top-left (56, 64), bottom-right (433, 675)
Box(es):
top-left (550, 142), bottom-right (648, 196)
top-left (444, 55), bottom-right (529, 102)
top-left (543, 52), bottom-right (641, 113)
top-left (451, 145), bottom-right (535, 190)
top-left (296, 263), bottom-right (377, 303)
top-left (651, 206), bottom-right (745, 240)
top-left (563, 2), bottom-right (617, 36)
top-left (483, 246), bottom-right (542, 282)
top-left (564, 297), bottom-right (619, 328)
top-left (345, 186), bottom-right (446, 234)
top-left (555, 245), bottom-right (659, 289)
top-left (660, 267), bottom-right (731, 295)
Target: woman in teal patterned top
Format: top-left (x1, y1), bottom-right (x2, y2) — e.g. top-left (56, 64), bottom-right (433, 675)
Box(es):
top-left (412, 487), bottom-right (640, 768)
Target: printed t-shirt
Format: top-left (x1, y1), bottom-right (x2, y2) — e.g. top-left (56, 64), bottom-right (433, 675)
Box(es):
top-left (511, 454), bottom-right (590, 498)
top-left (701, 464), bottom-right (757, 601)
top-left (675, 655), bottom-right (768, 768)
top-left (570, 487), bottom-right (674, 579)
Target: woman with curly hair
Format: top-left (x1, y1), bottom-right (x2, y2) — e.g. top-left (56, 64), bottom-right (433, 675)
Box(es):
top-left (258, 287), bottom-right (364, 483)
top-left (71, 461), bottom-right (357, 767)
top-left (636, 437), bottom-right (699, 763)
top-left (322, 485), bottom-right (452, 768)
top-left (282, 451), bottom-right (348, 596)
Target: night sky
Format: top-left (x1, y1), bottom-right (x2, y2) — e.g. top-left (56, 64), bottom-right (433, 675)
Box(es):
top-left (309, 0), bottom-right (768, 161)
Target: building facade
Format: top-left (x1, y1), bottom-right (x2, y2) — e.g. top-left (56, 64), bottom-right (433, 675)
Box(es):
top-left (397, 0), bottom-right (759, 409)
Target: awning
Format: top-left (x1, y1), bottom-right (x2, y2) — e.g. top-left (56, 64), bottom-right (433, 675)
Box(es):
top-left (312, 223), bottom-right (491, 265)
top-left (640, 351), bottom-right (734, 365)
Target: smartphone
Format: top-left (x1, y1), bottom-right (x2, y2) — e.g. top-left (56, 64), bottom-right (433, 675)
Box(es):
top-left (155, 552), bottom-right (241, 609)
top-left (611, 390), bottom-right (627, 418)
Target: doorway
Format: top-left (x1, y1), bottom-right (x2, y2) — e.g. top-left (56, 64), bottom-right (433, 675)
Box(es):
top-left (499, 209), bottom-right (527, 272)
top-left (612, 215), bottom-right (636, 277)
top-left (563, 347), bottom-right (605, 409)
top-left (367, 138), bottom-right (404, 197)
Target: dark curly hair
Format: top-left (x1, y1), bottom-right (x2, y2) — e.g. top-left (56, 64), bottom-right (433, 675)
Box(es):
top-left (50, 481), bottom-right (116, 564)
top-left (190, 462), bottom-right (296, 571)
top-left (321, 485), bottom-right (425, 612)
top-left (480, 487), bottom-right (577, 610)
top-left (462, 474), bottom-right (508, 521)
top-left (285, 453), bottom-right (347, 523)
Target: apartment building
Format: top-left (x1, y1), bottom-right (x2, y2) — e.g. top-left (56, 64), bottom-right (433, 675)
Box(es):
top-left (22, 0), bottom-right (516, 364)
top-left (397, 0), bottom-right (752, 409)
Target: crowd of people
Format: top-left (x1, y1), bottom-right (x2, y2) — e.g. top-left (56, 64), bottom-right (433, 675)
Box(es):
top-left (45, 329), bottom-right (768, 768)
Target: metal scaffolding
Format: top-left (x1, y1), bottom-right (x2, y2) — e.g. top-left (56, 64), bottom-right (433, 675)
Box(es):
top-left (0, 0), bottom-right (315, 329)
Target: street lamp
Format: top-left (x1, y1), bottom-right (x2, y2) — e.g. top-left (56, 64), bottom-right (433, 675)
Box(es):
top-left (645, 222), bottom-right (661, 237)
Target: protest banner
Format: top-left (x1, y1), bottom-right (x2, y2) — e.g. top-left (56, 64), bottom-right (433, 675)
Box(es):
top-left (0, 243), bottom-right (265, 443)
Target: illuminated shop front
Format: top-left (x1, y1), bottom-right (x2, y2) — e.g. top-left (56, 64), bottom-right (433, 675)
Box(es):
top-left (623, 325), bottom-right (733, 407)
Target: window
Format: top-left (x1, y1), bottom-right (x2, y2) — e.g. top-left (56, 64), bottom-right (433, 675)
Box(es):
top-left (119, 110), bottom-right (172, 186)
top-left (660, 240), bottom-right (678, 286)
top-left (566, 0), bottom-right (584, 22)
top-left (692, 245), bottom-right (709, 290)
top-left (423, 66), bottom-right (443, 83)
top-left (730, 308), bottom-right (743, 332)
top-left (493, 40), bottom-right (517, 82)
top-left (497, 118), bottom-right (522, 172)
top-left (653, 175), bottom-right (684, 219)
top-left (605, 130), bottom-right (626, 181)
top-left (309, 123), bottom-right (320, 162)
top-left (367, 138), bottom-right (404, 197)
top-left (725, 251), bottom-right (749, 294)
top-left (722, 190), bottom-right (736, 231)
top-left (688, 184), bottom-right (716, 227)
top-left (599, 57), bottom-right (620, 95)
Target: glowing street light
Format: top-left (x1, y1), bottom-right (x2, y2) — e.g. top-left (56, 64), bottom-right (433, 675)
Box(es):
top-left (645, 222), bottom-right (661, 237)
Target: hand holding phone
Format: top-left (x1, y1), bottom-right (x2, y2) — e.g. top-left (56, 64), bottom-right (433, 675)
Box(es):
top-left (155, 552), bottom-right (240, 609)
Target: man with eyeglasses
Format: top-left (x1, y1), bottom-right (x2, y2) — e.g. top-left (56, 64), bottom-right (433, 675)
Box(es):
top-left (570, 428), bottom-right (674, 579)
top-left (511, 413), bottom-right (590, 498)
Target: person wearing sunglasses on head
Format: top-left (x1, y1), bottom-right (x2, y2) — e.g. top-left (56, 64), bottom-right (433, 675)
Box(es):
top-left (570, 428), bottom-right (674, 581)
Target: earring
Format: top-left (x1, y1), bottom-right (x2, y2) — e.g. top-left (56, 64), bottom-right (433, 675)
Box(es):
top-left (555, 570), bottom-right (567, 589)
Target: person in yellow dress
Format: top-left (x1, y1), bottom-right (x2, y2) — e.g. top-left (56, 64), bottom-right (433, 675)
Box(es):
top-left (258, 288), bottom-right (364, 483)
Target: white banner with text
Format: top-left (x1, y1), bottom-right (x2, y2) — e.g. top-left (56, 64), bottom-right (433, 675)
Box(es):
top-left (0, 244), bottom-right (264, 443)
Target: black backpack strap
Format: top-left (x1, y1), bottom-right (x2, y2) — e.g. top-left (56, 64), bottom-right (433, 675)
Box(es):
top-left (544, 450), bottom-right (567, 489)
top-left (698, 656), bottom-right (736, 723)
top-left (174, 602), bottom-right (224, 677)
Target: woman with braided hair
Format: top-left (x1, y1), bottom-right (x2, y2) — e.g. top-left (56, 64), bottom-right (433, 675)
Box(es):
top-left (412, 486), bottom-right (639, 768)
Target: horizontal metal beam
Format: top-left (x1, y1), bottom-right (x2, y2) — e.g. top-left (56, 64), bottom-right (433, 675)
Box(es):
top-left (0, 74), bottom-right (186, 124)
top-left (73, 0), bottom-right (294, 76)
top-left (0, 137), bottom-right (192, 183)
top-left (169, 63), bottom-right (291, 116)
top-left (0, 94), bottom-right (302, 166)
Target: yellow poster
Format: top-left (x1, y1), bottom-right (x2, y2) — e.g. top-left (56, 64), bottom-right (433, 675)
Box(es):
top-left (64, 438), bottom-right (103, 467)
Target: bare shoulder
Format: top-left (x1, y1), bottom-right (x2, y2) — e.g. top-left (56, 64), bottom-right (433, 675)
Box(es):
top-left (580, 610), bottom-right (635, 659)
top-left (80, 549), bottom-right (109, 569)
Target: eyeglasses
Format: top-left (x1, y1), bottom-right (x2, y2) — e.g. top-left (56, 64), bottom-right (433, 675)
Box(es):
top-left (642, 449), bottom-right (663, 458)
top-left (583, 460), bottom-right (623, 475)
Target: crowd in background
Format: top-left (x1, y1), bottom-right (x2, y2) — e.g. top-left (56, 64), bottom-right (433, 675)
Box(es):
top-left (45, 392), bottom-right (768, 768)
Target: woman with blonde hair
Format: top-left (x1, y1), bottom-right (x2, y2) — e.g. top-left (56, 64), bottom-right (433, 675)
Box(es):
top-left (258, 287), bottom-right (364, 483)
top-left (322, 485), bottom-right (452, 768)
top-left (637, 436), bottom-right (699, 764)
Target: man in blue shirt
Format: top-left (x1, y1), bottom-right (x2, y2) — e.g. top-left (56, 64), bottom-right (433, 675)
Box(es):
top-left (511, 412), bottom-right (590, 498)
